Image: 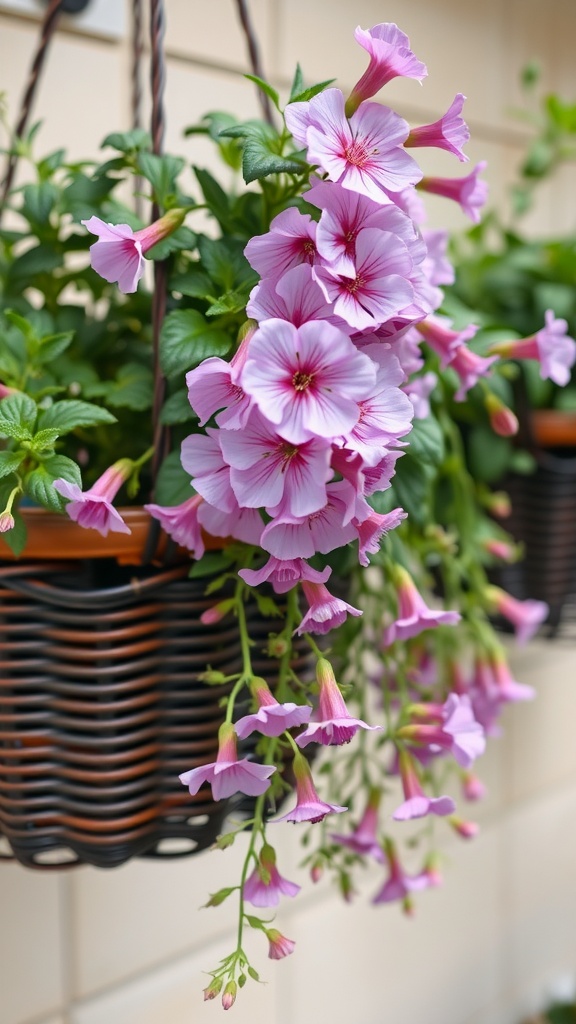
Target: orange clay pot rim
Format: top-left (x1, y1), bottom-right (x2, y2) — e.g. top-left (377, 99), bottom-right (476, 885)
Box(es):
top-left (0, 507), bottom-right (158, 565)
top-left (532, 409), bottom-right (576, 448)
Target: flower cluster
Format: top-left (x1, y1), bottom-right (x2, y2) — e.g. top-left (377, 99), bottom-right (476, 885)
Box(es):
top-left (1, 17), bottom-right (574, 1013)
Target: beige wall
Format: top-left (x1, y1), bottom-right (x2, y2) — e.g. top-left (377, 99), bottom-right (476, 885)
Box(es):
top-left (2, 3), bottom-right (576, 1024)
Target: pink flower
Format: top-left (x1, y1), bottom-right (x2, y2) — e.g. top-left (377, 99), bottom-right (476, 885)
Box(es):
top-left (0, 511), bottom-right (15, 533)
top-left (265, 928), bottom-right (296, 960)
top-left (239, 554), bottom-right (331, 594)
top-left (398, 694), bottom-right (486, 768)
top-left (372, 838), bottom-right (430, 907)
top-left (354, 507), bottom-right (407, 567)
top-left (489, 310), bottom-right (576, 386)
top-left (306, 179), bottom-right (422, 277)
top-left (53, 460), bottom-right (132, 536)
top-left (247, 264), bottom-right (349, 332)
top-left (296, 657), bottom-right (381, 747)
top-left (417, 316), bottom-right (478, 365)
top-left (196, 500), bottom-right (263, 546)
top-left (179, 722), bottom-right (275, 801)
top-left (316, 228), bottom-right (414, 331)
top-left (235, 679), bottom-right (311, 739)
top-left (219, 410), bottom-right (333, 518)
top-left (485, 585), bottom-right (548, 645)
top-left (382, 565), bottom-right (460, 645)
top-left (392, 748), bottom-right (455, 820)
top-left (243, 845), bottom-right (301, 907)
top-left (470, 651), bottom-right (535, 734)
top-left (83, 209), bottom-right (184, 293)
top-left (462, 771), bottom-right (487, 802)
top-left (271, 752), bottom-right (347, 823)
top-left (485, 393), bottom-right (519, 437)
top-left (240, 319), bottom-right (376, 443)
top-left (331, 788), bottom-right (385, 862)
top-left (244, 207), bottom-right (317, 281)
top-left (144, 495), bottom-right (205, 557)
top-left (185, 357), bottom-right (252, 431)
top-left (221, 982), bottom-right (237, 1010)
top-left (297, 580), bottom-right (363, 636)
top-left (403, 371), bottom-right (438, 419)
top-left (260, 482), bottom-right (356, 560)
top-left (417, 161), bottom-right (488, 222)
top-left (405, 94), bottom-right (470, 162)
top-left (343, 345), bottom-right (414, 461)
top-left (421, 228), bottom-right (455, 287)
top-left (287, 89), bottom-right (422, 204)
top-left (180, 429), bottom-right (236, 513)
top-left (450, 344), bottom-right (498, 400)
top-left (346, 23), bottom-right (427, 115)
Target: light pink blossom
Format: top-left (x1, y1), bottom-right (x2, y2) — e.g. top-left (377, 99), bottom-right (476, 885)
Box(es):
top-left (260, 482), bottom-right (356, 560)
top-left (383, 565), bottom-right (460, 645)
top-left (417, 161), bottom-right (488, 222)
top-left (316, 228), bottom-right (414, 331)
top-left (219, 410), bottom-right (333, 518)
top-left (405, 94), bottom-right (470, 162)
top-left (247, 264), bottom-right (350, 332)
top-left (239, 555), bottom-right (331, 593)
top-left (372, 838), bottom-right (430, 908)
top-left (354, 507), bottom-right (407, 566)
top-left (235, 680), bottom-right (311, 739)
top-left (83, 210), bottom-right (184, 293)
top-left (346, 23), bottom-right (427, 114)
top-left (244, 207), bottom-right (317, 281)
top-left (297, 580), bottom-right (363, 635)
top-left (296, 657), bottom-right (381, 747)
top-left (53, 461), bottom-right (132, 536)
top-left (485, 585), bottom-right (548, 645)
top-left (179, 723), bottom-right (275, 801)
top-left (240, 319), bottom-right (376, 444)
top-left (331, 788), bottom-right (385, 862)
top-left (393, 748), bottom-right (455, 820)
top-left (243, 845), bottom-right (301, 907)
top-left (489, 310), bottom-right (576, 386)
top-left (271, 751), bottom-right (347, 823)
top-left (287, 89), bottom-right (422, 204)
top-left (398, 694), bottom-right (486, 768)
top-left (180, 429), bottom-right (236, 513)
top-left (144, 495), bottom-right (205, 557)
top-left (266, 929), bottom-right (296, 960)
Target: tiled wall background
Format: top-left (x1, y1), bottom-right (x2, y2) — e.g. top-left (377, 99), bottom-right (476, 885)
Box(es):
top-left (1, 2), bottom-right (576, 1023)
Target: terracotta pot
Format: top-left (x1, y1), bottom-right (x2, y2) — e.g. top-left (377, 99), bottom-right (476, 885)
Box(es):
top-left (532, 409), bottom-right (576, 448)
top-left (0, 508), bottom-right (156, 565)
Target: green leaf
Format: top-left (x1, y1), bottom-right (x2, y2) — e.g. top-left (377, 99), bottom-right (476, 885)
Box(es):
top-left (189, 551), bottom-right (235, 578)
top-left (30, 427), bottom-right (60, 452)
top-left (406, 416), bottom-right (445, 466)
top-left (22, 182), bottom-right (59, 225)
top-left (8, 243), bottom-right (63, 279)
top-left (160, 389), bottom-right (198, 425)
top-left (105, 363), bottom-right (153, 411)
top-left (23, 455), bottom-right (81, 512)
top-left (160, 309), bottom-right (231, 379)
top-left (244, 74), bottom-right (281, 111)
top-left (101, 128), bottom-right (152, 153)
top-left (194, 167), bottom-right (231, 228)
top-left (37, 148), bottom-right (66, 179)
top-left (390, 456), bottom-right (430, 524)
top-left (206, 288), bottom-right (250, 317)
top-left (38, 331), bottom-right (75, 363)
top-left (196, 235), bottom-right (256, 292)
top-left (153, 450), bottom-right (193, 506)
top-left (288, 78), bottom-right (336, 104)
top-left (289, 64), bottom-right (305, 103)
top-left (61, 172), bottom-right (118, 219)
top-left (137, 152), bottom-right (185, 206)
top-left (3, 309), bottom-right (37, 343)
top-left (38, 399), bottom-right (117, 434)
top-left (242, 129), bottom-right (305, 184)
top-left (0, 450), bottom-right (24, 479)
top-left (170, 268), bottom-right (215, 300)
top-left (0, 393), bottom-right (37, 438)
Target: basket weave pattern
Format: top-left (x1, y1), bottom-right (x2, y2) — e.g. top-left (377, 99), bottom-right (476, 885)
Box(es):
top-left (0, 560), bottom-right (245, 868)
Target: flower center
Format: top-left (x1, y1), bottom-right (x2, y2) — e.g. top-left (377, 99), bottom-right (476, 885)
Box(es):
top-left (292, 370), bottom-right (314, 391)
top-left (278, 442), bottom-right (299, 472)
top-left (343, 275), bottom-right (364, 295)
top-left (344, 139), bottom-right (369, 166)
top-left (302, 239), bottom-right (316, 262)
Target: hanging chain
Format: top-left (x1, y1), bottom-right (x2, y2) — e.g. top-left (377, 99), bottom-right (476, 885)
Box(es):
top-left (0, 0), bottom-right (66, 220)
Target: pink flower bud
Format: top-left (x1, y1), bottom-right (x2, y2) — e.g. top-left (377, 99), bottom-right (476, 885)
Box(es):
top-left (222, 980), bottom-right (237, 1010)
top-left (0, 511), bottom-right (15, 533)
top-left (485, 393), bottom-right (519, 437)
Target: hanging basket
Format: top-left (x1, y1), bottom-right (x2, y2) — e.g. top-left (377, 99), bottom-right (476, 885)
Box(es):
top-left (0, 512), bottom-right (312, 869)
top-left (0, 510), bottom-right (239, 868)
